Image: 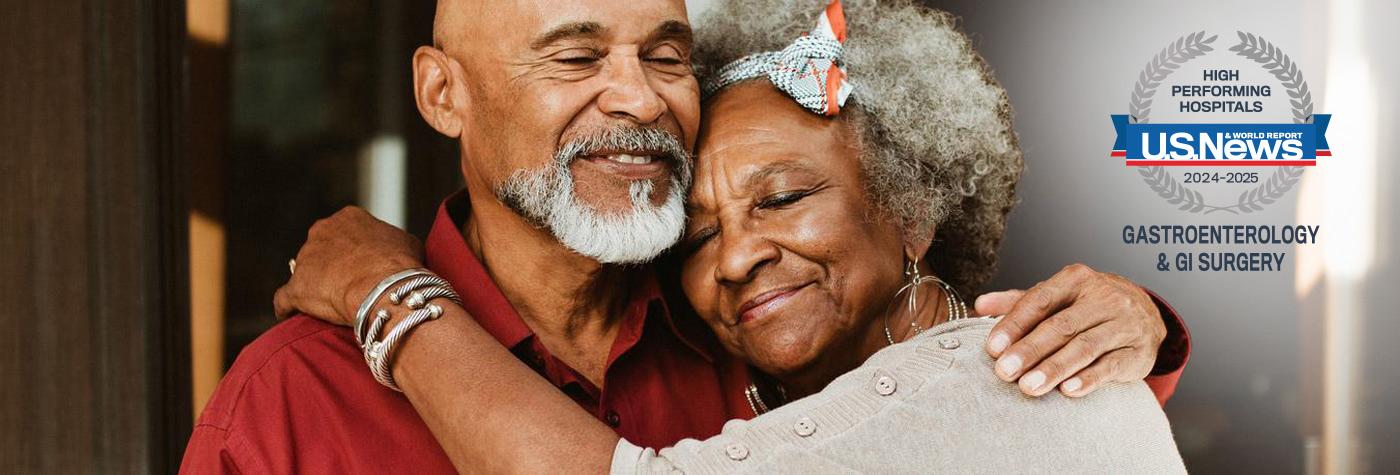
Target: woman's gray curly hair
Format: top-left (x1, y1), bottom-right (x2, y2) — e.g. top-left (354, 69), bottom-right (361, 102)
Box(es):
top-left (692, 0), bottom-right (1024, 296)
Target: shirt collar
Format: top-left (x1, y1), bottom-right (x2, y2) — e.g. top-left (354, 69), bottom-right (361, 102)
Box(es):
top-left (422, 190), bottom-right (716, 361)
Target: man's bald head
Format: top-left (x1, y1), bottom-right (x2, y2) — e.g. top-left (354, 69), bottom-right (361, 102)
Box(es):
top-left (432, 0), bottom-right (477, 48)
top-left (412, 0), bottom-right (700, 264)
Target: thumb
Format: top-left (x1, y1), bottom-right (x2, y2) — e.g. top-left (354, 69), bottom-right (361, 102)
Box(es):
top-left (974, 289), bottom-right (1026, 317)
top-left (273, 285), bottom-right (298, 321)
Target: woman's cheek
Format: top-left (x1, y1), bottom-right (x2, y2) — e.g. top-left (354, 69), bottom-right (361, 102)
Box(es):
top-left (679, 260), bottom-right (718, 320)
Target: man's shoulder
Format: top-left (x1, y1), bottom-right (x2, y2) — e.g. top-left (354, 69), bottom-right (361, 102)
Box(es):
top-left (195, 316), bottom-right (371, 431)
top-left (184, 316), bottom-right (455, 473)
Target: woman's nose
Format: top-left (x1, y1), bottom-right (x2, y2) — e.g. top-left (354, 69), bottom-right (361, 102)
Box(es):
top-left (714, 229), bottom-right (781, 285)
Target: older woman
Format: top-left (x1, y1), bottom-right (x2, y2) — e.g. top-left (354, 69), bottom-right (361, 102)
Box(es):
top-left (275, 0), bottom-right (1184, 472)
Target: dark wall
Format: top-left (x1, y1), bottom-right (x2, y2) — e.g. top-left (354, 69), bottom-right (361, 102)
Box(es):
top-left (0, 0), bottom-right (191, 472)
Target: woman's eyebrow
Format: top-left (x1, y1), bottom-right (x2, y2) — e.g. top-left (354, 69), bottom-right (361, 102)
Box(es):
top-left (742, 159), bottom-right (817, 190)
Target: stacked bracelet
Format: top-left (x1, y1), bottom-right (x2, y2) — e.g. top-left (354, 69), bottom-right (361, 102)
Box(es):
top-left (355, 269), bottom-right (462, 391)
top-left (354, 268), bottom-right (433, 346)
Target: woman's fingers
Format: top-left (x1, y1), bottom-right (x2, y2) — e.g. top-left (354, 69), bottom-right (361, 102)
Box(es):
top-left (974, 289), bottom-right (1024, 320)
top-left (272, 284), bottom-right (296, 320)
top-left (994, 303), bottom-right (1109, 383)
top-left (272, 273), bottom-right (339, 322)
top-left (986, 266), bottom-right (1091, 358)
top-left (267, 206), bottom-right (427, 326)
top-left (1015, 322), bottom-right (1127, 396)
top-left (1059, 347), bottom-right (1153, 398)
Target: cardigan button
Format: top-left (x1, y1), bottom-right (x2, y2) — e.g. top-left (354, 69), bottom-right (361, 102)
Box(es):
top-left (938, 337), bottom-right (961, 350)
top-left (875, 376), bottom-right (898, 396)
top-left (794, 417), bottom-right (817, 437)
top-left (725, 443), bottom-right (749, 461)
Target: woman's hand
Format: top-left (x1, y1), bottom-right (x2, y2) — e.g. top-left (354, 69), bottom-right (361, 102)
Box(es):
top-left (273, 206), bottom-right (426, 326)
top-left (975, 263), bottom-right (1170, 398)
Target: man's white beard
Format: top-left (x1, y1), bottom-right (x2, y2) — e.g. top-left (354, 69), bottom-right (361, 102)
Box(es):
top-left (498, 161), bottom-right (687, 265)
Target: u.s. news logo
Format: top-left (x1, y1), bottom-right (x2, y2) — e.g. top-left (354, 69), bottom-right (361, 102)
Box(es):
top-left (1110, 115), bottom-right (1332, 166)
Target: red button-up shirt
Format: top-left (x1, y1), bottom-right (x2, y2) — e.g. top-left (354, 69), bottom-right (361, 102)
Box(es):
top-left (180, 194), bottom-right (752, 473)
top-left (424, 193), bottom-right (754, 446)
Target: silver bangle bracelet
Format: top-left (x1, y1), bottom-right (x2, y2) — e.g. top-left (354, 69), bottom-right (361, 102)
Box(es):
top-left (360, 273), bottom-right (462, 391)
top-left (354, 268), bottom-right (433, 346)
top-left (389, 275), bottom-right (460, 308)
top-left (368, 303), bottom-right (444, 391)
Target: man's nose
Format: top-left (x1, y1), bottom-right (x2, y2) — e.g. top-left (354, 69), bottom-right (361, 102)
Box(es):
top-left (597, 55), bottom-right (667, 125)
top-left (715, 228), bottom-right (780, 285)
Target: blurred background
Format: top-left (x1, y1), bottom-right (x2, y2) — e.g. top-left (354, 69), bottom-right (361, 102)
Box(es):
top-left (1, 0), bottom-right (1395, 473)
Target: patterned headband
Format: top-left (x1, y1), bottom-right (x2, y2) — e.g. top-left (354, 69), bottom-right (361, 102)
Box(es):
top-left (702, 0), bottom-right (853, 116)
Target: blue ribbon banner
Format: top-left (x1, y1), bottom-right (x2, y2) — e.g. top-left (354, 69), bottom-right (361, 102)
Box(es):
top-left (1111, 114), bottom-right (1331, 165)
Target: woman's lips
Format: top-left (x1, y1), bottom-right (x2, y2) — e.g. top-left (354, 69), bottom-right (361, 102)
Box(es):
top-left (736, 283), bottom-right (813, 325)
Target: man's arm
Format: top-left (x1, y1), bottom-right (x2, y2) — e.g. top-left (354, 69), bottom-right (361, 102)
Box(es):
top-left (975, 263), bottom-right (1191, 404)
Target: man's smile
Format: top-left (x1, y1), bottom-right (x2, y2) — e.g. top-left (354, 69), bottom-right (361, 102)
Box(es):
top-left (579, 152), bottom-right (671, 180)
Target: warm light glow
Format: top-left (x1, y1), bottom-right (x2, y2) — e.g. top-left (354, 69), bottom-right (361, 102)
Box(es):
top-left (1317, 0), bottom-right (1377, 472)
top-left (189, 211), bottom-right (226, 417)
top-left (1319, 75), bottom-right (1378, 278)
top-left (187, 0), bottom-right (229, 46)
top-left (187, 0), bottom-right (230, 420)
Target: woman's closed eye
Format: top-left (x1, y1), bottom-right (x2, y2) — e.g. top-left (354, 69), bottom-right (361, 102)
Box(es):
top-left (757, 189), bottom-right (815, 210)
top-left (681, 226), bottom-right (719, 255)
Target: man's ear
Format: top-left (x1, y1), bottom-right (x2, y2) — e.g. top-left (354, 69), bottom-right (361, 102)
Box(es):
top-left (904, 226), bottom-right (937, 265)
top-left (413, 46), bottom-right (467, 138)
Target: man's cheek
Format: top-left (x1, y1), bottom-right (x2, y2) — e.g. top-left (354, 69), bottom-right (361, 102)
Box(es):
top-left (658, 82), bottom-right (702, 145)
top-left (531, 84), bottom-right (605, 135)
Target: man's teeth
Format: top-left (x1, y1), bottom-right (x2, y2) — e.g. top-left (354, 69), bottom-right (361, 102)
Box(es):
top-left (605, 154), bottom-right (654, 165)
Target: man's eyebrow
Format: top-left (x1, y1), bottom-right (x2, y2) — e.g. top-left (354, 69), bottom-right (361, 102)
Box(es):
top-left (529, 21), bottom-right (606, 50)
top-left (651, 20), bottom-right (693, 44)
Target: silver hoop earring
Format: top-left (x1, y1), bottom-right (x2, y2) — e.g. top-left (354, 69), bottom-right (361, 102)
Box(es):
top-left (883, 256), bottom-right (969, 345)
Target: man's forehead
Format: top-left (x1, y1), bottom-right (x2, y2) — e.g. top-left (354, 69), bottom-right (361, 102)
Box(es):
top-left (436, 0), bottom-right (689, 45)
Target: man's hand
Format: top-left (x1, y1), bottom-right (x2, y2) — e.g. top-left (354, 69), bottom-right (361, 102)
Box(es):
top-left (273, 206), bottom-right (426, 325)
top-left (975, 263), bottom-right (1166, 398)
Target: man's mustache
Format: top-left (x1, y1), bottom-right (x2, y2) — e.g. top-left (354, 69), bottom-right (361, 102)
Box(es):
top-left (554, 126), bottom-right (692, 168)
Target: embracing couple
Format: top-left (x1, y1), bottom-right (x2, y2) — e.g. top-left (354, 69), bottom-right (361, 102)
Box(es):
top-left (182, 0), bottom-right (1191, 473)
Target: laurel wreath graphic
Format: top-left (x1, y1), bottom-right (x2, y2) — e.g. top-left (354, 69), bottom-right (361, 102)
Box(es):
top-left (1128, 31), bottom-right (1314, 214)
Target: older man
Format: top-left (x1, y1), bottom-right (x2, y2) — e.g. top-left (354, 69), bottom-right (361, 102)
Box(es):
top-left (181, 0), bottom-right (1187, 473)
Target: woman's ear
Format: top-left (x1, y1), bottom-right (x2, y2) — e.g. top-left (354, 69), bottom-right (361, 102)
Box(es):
top-left (903, 226), bottom-right (936, 264)
top-left (413, 46), bottom-right (467, 138)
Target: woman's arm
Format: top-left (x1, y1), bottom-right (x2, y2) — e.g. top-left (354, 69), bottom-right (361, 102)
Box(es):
top-left (392, 304), bottom-right (619, 473)
top-left (615, 318), bottom-right (1185, 474)
top-left (273, 207), bottom-right (618, 473)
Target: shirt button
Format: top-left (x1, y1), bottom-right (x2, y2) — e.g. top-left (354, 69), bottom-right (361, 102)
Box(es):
top-left (793, 417), bottom-right (816, 437)
top-left (724, 443), bottom-right (749, 461)
top-left (875, 376), bottom-right (898, 396)
top-left (605, 411), bottom-right (621, 427)
top-left (938, 337), bottom-right (960, 350)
